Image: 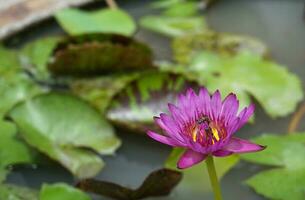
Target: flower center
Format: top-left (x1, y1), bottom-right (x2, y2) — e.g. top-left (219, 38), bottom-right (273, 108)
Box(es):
top-left (184, 116), bottom-right (225, 146)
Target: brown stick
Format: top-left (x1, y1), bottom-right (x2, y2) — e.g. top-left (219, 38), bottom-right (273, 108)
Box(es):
top-left (288, 101), bottom-right (305, 134)
top-left (105, 0), bottom-right (118, 9)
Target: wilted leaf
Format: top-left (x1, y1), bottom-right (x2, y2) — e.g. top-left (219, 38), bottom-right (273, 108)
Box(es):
top-left (77, 168), bottom-right (182, 200)
top-left (165, 148), bottom-right (239, 193)
top-left (71, 73), bottom-right (140, 113)
top-left (20, 37), bottom-right (60, 81)
top-left (55, 8), bottom-right (136, 36)
top-left (160, 52), bottom-right (303, 117)
top-left (48, 33), bottom-right (153, 76)
top-left (0, 184), bottom-right (38, 200)
top-left (140, 15), bottom-right (207, 37)
top-left (106, 71), bottom-right (197, 134)
top-left (173, 31), bottom-right (269, 64)
top-left (40, 183), bottom-right (91, 200)
top-left (8, 93), bottom-right (121, 178)
top-left (241, 133), bottom-right (305, 200)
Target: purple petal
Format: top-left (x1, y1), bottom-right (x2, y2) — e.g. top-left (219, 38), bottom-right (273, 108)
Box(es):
top-left (220, 93), bottom-right (239, 125)
top-left (157, 114), bottom-right (184, 141)
top-left (212, 149), bottom-right (233, 157)
top-left (222, 137), bottom-right (266, 153)
top-left (237, 104), bottom-right (255, 128)
top-left (177, 89), bottom-right (198, 120)
top-left (198, 87), bottom-right (211, 115)
top-left (177, 149), bottom-right (207, 169)
top-left (210, 90), bottom-right (222, 121)
top-left (147, 131), bottom-right (182, 147)
top-left (168, 103), bottom-right (187, 127)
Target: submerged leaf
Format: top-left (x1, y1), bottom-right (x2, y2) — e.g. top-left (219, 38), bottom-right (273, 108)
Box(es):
top-left (40, 183), bottom-right (91, 200)
top-left (165, 148), bottom-right (239, 193)
top-left (55, 8), bottom-right (136, 36)
top-left (48, 34), bottom-right (153, 76)
top-left (77, 168), bottom-right (182, 200)
top-left (106, 72), bottom-right (197, 134)
top-left (241, 134), bottom-right (305, 200)
top-left (140, 15), bottom-right (207, 37)
top-left (71, 73), bottom-right (140, 113)
top-left (173, 31), bottom-right (269, 64)
top-left (8, 93), bottom-right (121, 178)
top-left (0, 184), bottom-right (38, 200)
top-left (20, 37), bottom-right (60, 81)
top-left (160, 52), bottom-right (303, 117)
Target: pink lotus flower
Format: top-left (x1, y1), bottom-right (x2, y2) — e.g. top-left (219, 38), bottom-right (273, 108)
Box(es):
top-left (147, 88), bottom-right (265, 169)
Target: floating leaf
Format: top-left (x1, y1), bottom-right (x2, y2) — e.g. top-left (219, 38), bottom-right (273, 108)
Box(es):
top-left (8, 93), bottom-right (121, 178)
top-left (162, 2), bottom-right (198, 17)
top-left (40, 183), bottom-right (91, 200)
top-left (241, 134), bottom-right (305, 200)
top-left (0, 184), bottom-right (38, 200)
top-left (0, 120), bottom-right (35, 171)
top-left (140, 15), bottom-right (207, 37)
top-left (165, 148), bottom-right (239, 193)
top-left (55, 8), bottom-right (136, 36)
top-left (106, 72), bottom-right (197, 134)
top-left (48, 34), bottom-right (153, 76)
top-left (160, 52), bottom-right (303, 117)
top-left (20, 37), bottom-right (60, 81)
top-left (173, 31), bottom-right (269, 64)
top-left (0, 73), bottom-right (44, 117)
top-left (0, 46), bottom-right (21, 77)
top-left (77, 168), bottom-right (182, 200)
top-left (150, 0), bottom-right (183, 9)
top-left (71, 73), bottom-right (140, 113)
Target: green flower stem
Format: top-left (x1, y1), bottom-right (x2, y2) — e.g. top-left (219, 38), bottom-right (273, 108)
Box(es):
top-left (206, 155), bottom-right (223, 200)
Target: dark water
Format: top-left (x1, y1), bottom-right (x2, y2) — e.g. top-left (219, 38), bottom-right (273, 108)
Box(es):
top-left (6, 0), bottom-right (305, 199)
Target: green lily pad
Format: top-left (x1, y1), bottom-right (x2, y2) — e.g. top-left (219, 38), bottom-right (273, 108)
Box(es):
top-left (162, 2), bottom-right (199, 17)
top-left (8, 93), bottom-right (121, 178)
top-left (139, 15), bottom-right (208, 37)
top-left (241, 133), bottom-right (305, 200)
top-left (71, 73), bottom-right (140, 113)
top-left (0, 73), bottom-right (44, 118)
top-left (165, 148), bottom-right (239, 193)
top-left (0, 46), bottom-right (21, 77)
top-left (77, 168), bottom-right (182, 200)
top-left (160, 52), bottom-right (303, 117)
top-left (48, 34), bottom-right (153, 76)
top-left (173, 31), bottom-right (269, 64)
top-left (20, 37), bottom-right (60, 81)
top-left (40, 183), bottom-right (91, 200)
top-left (106, 71), bottom-right (197, 134)
top-left (0, 120), bottom-right (35, 182)
top-left (0, 184), bottom-right (38, 200)
top-left (55, 8), bottom-right (136, 36)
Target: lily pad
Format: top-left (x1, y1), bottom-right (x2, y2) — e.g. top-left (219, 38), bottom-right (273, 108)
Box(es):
top-left (0, 120), bottom-right (35, 182)
top-left (106, 72), bottom-right (197, 134)
top-left (20, 37), bottom-right (60, 81)
top-left (160, 52), bottom-right (303, 117)
top-left (40, 183), bottom-right (91, 200)
top-left (77, 168), bottom-right (182, 200)
top-left (7, 93), bottom-right (121, 178)
top-left (0, 73), bottom-right (44, 118)
top-left (173, 31), bottom-right (269, 64)
top-left (70, 73), bottom-right (140, 113)
top-left (0, 46), bottom-right (21, 77)
top-left (48, 34), bottom-right (153, 76)
top-left (162, 2), bottom-right (199, 17)
top-left (165, 148), bottom-right (239, 193)
top-left (139, 15), bottom-right (208, 37)
top-left (0, 184), bottom-right (38, 200)
top-left (241, 134), bottom-right (305, 200)
top-left (55, 8), bottom-right (136, 36)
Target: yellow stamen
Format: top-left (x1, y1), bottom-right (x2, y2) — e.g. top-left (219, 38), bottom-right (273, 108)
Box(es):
top-left (212, 127), bottom-right (220, 141)
top-left (192, 127), bottom-right (198, 142)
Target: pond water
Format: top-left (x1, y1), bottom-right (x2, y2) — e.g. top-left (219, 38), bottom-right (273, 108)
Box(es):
top-left (5, 0), bottom-right (305, 199)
